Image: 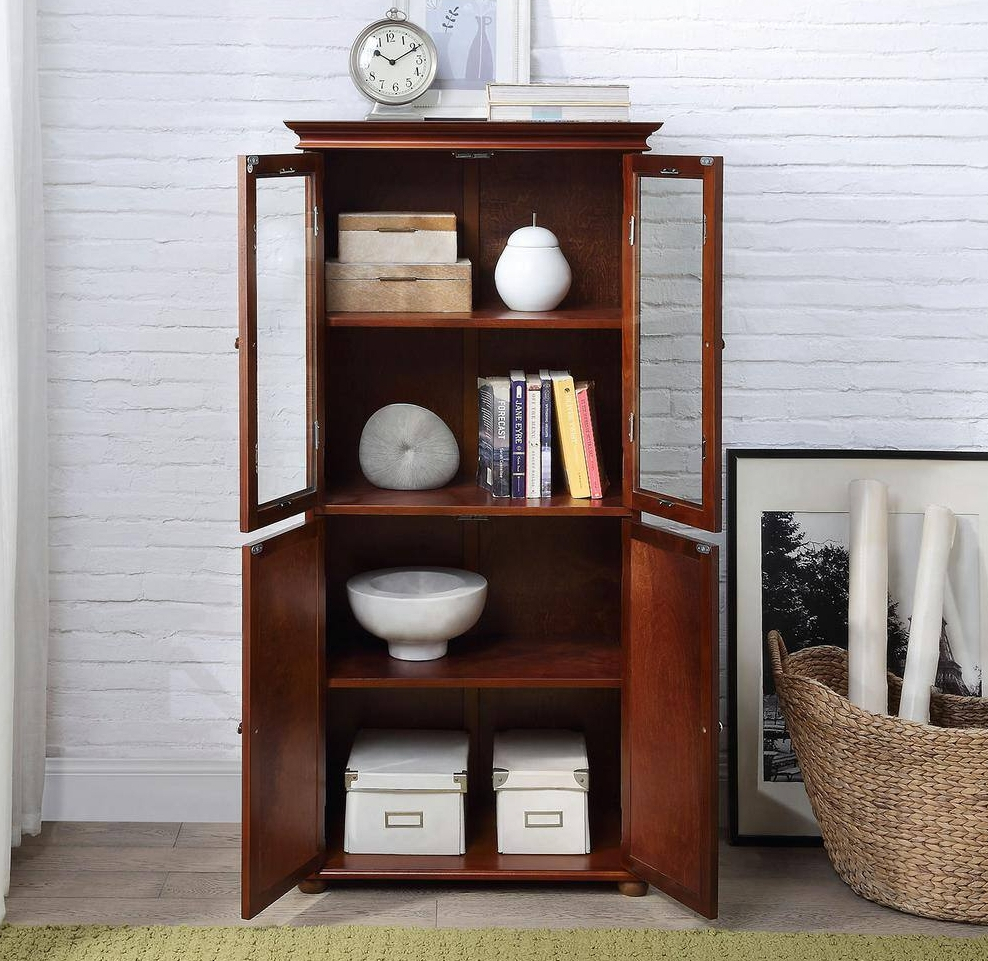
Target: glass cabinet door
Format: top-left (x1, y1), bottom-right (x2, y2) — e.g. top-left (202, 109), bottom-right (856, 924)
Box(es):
top-left (623, 155), bottom-right (722, 531)
top-left (239, 153), bottom-right (325, 532)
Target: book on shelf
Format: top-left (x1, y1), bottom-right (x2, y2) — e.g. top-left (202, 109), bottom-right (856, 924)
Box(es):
top-left (525, 373), bottom-right (542, 498)
top-left (549, 371), bottom-right (591, 499)
top-left (487, 83), bottom-right (630, 105)
top-left (509, 370), bottom-right (526, 499)
top-left (575, 380), bottom-right (609, 499)
top-left (477, 376), bottom-right (511, 497)
top-left (488, 103), bottom-right (631, 122)
top-left (538, 369), bottom-right (553, 498)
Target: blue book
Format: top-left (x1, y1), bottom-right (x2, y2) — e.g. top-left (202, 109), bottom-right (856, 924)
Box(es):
top-left (539, 369), bottom-right (553, 497)
top-left (509, 370), bottom-right (526, 498)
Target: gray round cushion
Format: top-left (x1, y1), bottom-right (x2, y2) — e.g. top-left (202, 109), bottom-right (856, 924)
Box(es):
top-left (358, 404), bottom-right (460, 491)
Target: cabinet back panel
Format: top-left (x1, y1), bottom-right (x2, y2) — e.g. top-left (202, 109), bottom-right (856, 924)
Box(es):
top-left (479, 329), bottom-right (622, 486)
top-left (322, 150), bottom-right (465, 261)
top-left (478, 151), bottom-right (623, 310)
top-left (475, 517), bottom-right (621, 644)
top-left (326, 328), bottom-right (465, 486)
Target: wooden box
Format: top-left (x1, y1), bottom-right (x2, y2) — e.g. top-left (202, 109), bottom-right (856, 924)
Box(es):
top-left (338, 212), bottom-right (458, 264)
top-left (343, 729), bottom-right (468, 855)
top-left (493, 729), bottom-right (590, 855)
top-left (326, 258), bottom-right (472, 312)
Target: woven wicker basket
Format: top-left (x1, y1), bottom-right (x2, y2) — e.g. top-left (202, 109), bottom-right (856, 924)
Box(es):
top-left (766, 630), bottom-right (988, 924)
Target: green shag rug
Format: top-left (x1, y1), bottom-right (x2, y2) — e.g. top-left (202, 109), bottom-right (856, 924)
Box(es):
top-left (0, 926), bottom-right (985, 961)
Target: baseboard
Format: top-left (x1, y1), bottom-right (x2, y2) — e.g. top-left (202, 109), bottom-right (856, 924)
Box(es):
top-left (42, 758), bottom-right (241, 822)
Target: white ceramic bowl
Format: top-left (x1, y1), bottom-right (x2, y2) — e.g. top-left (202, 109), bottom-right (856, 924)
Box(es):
top-left (346, 567), bottom-right (488, 661)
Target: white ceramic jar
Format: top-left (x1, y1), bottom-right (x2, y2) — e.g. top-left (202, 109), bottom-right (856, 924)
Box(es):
top-left (494, 218), bottom-right (572, 312)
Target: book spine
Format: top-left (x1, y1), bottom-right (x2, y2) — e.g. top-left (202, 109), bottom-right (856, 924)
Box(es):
top-left (576, 383), bottom-right (603, 499)
top-left (509, 371), bottom-right (526, 498)
top-left (476, 378), bottom-right (494, 494)
top-left (491, 380), bottom-right (511, 498)
top-left (539, 369), bottom-right (553, 498)
top-left (550, 372), bottom-right (590, 498)
top-left (525, 375), bottom-right (542, 498)
top-left (488, 103), bottom-right (631, 122)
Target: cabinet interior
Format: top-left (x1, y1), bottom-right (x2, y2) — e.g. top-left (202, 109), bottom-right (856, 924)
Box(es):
top-left (323, 149), bottom-right (623, 311)
top-left (325, 687), bottom-right (622, 858)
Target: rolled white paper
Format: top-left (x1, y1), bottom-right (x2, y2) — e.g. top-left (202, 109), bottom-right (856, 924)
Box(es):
top-left (899, 505), bottom-right (957, 723)
top-left (847, 479), bottom-right (889, 714)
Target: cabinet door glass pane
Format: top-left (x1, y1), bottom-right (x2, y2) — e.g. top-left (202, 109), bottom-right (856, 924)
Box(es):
top-left (638, 178), bottom-right (704, 505)
top-left (255, 178), bottom-right (308, 506)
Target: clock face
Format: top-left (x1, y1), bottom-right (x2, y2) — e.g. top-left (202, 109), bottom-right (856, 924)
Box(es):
top-left (350, 17), bottom-right (438, 106)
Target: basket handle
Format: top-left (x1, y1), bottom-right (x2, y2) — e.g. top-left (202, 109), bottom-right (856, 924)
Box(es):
top-left (766, 630), bottom-right (790, 679)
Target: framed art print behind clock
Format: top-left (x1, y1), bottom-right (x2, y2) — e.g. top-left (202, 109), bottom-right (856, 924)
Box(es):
top-left (728, 449), bottom-right (988, 844)
top-left (400, 0), bottom-right (530, 117)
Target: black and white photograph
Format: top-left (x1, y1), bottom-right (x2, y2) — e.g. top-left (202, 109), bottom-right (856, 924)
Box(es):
top-left (760, 508), bottom-right (982, 784)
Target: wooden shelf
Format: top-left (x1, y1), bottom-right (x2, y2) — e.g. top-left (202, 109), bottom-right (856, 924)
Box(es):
top-left (316, 481), bottom-right (630, 517)
top-left (327, 634), bottom-right (622, 689)
top-left (327, 307), bottom-right (622, 330)
top-left (315, 805), bottom-right (633, 883)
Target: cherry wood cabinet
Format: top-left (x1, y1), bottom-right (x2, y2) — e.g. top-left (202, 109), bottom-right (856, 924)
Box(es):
top-left (238, 122), bottom-right (723, 920)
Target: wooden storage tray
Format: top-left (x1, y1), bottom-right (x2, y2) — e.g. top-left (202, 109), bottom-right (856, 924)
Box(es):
top-left (326, 258), bottom-right (472, 312)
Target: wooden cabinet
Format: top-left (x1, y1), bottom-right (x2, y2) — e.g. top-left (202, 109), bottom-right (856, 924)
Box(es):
top-left (237, 122), bottom-right (723, 920)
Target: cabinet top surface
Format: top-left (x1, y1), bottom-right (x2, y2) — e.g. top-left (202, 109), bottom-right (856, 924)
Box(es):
top-left (284, 120), bottom-right (660, 152)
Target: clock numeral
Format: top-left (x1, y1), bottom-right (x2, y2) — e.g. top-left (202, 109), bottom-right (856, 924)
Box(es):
top-left (415, 55), bottom-right (425, 65)
top-left (374, 35), bottom-right (382, 47)
top-left (414, 67), bottom-right (421, 76)
top-left (401, 34), bottom-right (406, 45)
top-left (392, 82), bottom-right (400, 93)
top-left (369, 71), bottom-right (376, 81)
top-left (406, 78), bottom-right (413, 88)
top-left (385, 30), bottom-right (395, 42)
top-left (380, 80), bottom-right (386, 89)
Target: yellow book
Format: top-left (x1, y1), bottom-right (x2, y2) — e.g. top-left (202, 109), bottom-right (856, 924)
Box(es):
top-left (550, 371), bottom-right (590, 498)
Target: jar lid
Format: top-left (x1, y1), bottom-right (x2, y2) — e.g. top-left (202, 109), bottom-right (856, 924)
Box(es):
top-left (505, 215), bottom-right (560, 248)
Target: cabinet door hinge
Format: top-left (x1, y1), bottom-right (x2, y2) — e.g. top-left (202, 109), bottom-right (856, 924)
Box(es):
top-left (702, 436), bottom-right (707, 461)
top-left (628, 214), bottom-right (635, 246)
top-left (254, 443), bottom-right (258, 474)
top-left (702, 212), bottom-right (707, 246)
top-left (313, 205), bottom-right (319, 236)
top-left (628, 411), bottom-right (635, 443)
top-left (313, 420), bottom-right (320, 451)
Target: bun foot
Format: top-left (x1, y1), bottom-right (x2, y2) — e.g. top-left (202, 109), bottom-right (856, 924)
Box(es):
top-left (297, 879), bottom-right (330, 895)
top-left (618, 881), bottom-right (648, 897)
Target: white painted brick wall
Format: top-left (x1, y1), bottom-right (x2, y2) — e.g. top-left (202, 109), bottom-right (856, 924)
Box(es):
top-left (40, 1), bottom-right (988, 767)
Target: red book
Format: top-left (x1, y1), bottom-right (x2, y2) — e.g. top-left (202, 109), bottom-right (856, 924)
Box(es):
top-left (575, 381), bottom-right (609, 499)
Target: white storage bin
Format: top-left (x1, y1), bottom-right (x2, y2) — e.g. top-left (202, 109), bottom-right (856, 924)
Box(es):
top-left (344, 729), bottom-right (468, 855)
top-left (493, 730), bottom-right (590, 855)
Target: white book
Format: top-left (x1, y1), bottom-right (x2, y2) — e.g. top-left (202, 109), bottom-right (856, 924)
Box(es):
top-left (487, 83), bottom-right (630, 105)
top-left (488, 103), bottom-right (631, 122)
top-left (525, 373), bottom-right (542, 498)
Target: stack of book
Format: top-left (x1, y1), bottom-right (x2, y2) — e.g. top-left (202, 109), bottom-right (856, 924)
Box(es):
top-left (477, 370), bottom-right (609, 500)
top-left (486, 84), bottom-right (631, 122)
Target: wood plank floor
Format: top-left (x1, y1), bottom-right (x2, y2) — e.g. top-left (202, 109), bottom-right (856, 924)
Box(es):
top-left (6, 823), bottom-right (984, 936)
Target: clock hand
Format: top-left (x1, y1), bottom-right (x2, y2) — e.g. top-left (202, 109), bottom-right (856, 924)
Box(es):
top-left (392, 43), bottom-right (420, 64)
top-left (372, 48), bottom-right (397, 66)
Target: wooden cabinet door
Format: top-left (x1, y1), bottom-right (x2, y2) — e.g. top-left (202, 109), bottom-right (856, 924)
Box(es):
top-left (622, 155), bottom-right (723, 531)
top-left (242, 519), bottom-right (326, 918)
top-left (622, 520), bottom-right (719, 918)
top-left (239, 153), bottom-right (325, 532)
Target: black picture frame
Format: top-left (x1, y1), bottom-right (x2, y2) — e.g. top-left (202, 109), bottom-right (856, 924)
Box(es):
top-left (728, 448), bottom-right (988, 845)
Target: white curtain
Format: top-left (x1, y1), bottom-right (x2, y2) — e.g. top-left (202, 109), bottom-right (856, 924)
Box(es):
top-left (0, 0), bottom-right (49, 923)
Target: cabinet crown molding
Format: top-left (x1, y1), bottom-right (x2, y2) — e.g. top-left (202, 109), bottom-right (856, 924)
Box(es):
top-left (284, 120), bottom-right (661, 153)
